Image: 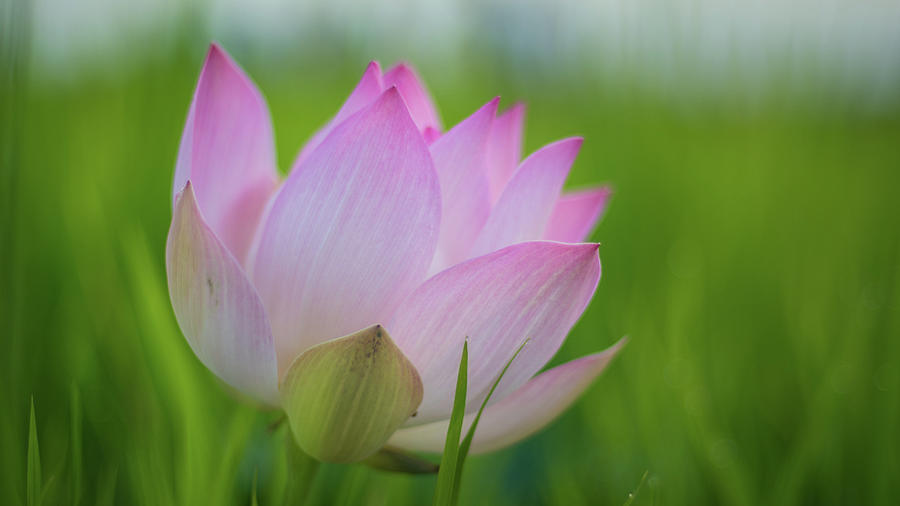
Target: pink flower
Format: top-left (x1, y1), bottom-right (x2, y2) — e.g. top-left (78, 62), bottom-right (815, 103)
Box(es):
top-left (166, 43), bottom-right (622, 460)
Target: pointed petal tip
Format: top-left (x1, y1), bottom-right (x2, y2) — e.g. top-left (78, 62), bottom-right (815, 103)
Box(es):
top-left (566, 136), bottom-right (585, 148)
top-left (468, 96), bottom-right (501, 119)
top-left (378, 86), bottom-right (410, 113)
top-left (174, 180), bottom-right (196, 210)
top-left (481, 96), bottom-right (501, 116)
top-left (598, 336), bottom-right (629, 360)
top-left (359, 61), bottom-right (384, 88)
top-left (207, 41), bottom-right (224, 56)
top-left (204, 42), bottom-right (234, 69)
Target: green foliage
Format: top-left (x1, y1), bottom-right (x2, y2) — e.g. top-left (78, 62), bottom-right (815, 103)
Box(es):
top-left (2, 31), bottom-right (900, 506)
top-left (433, 342), bottom-right (468, 506)
top-left (70, 385), bottom-right (82, 506)
top-left (451, 339), bottom-right (528, 504)
top-left (435, 338), bottom-right (527, 506)
top-left (27, 398), bottom-right (41, 506)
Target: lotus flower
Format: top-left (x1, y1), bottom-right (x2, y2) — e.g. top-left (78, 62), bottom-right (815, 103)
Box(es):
top-left (166, 43), bottom-right (624, 463)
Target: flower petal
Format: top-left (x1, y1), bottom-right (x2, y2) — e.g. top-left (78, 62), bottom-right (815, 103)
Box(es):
top-left (469, 138), bottom-right (583, 259)
top-left (429, 98), bottom-right (498, 273)
top-left (383, 63), bottom-right (442, 134)
top-left (173, 43), bottom-right (278, 265)
top-left (292, 61), bottom-right (384, 169)
top-left (543, 186), bottom-right (613, 243)
top-left (486, 103), bottom-right (525, 203)
top-left (166, 183), bottom-right (279, 404)
top-left (387, 338), bottom-right (625, 454)
top-left (389, 241), bottom-right (601, 424)
top-left (251, 89), bottom-right (441, 375)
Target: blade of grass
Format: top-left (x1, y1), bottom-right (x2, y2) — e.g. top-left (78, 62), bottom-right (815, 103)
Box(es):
top-left (432, 340), bottom-right (468, 506)
top-left (623, 470), bottom-right (649, 506)
top-left (450, 339), bottom-right (528, 505)
top-left (250, 469), bottom-right (259, 506)
top-left (27, 396), bottom-right (42, 506)
top-left (70, 384), bottom-right (82, 506)
top-left (623, 469), bottom-right (650, 506)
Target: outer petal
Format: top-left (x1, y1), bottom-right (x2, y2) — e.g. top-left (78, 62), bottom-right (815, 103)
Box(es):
top-left (387, 338), bottom-right (626, 454)
top-left (543, 186), bottom-right (613, 243)
top-left (389, 241), bottom-right (601, 424)
top-left (292, 61), bottom-right (384, 169)
top-left (486, 103), bottom-right (525, 203)
top-left (383, 63), bottom-right (442, 134)
top-left (251, 89), bottom-right (441, 375)
top-left (428, 98), bottom-right (498, 274)
top-left (166, 183), bottom-right (279, 404)
top-left (173, 43), bottom-right (278, 265)
top-left (469, 138), bottom-right (583, 259)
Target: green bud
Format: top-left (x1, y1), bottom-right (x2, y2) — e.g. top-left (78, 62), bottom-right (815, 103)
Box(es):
top-left (280, 325), bottom-right (423, 463)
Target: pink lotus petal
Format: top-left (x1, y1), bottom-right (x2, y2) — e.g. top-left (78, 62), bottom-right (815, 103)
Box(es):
top-left (173, 43), bottom-right (278, 265)
top-left (251, 89), bottom-right (441, 375)
top-left (486, 103), bottom-right (525, 203)
top-left (387, 338), bottom-right (626, 453)
top-left (469, 138), bottom-right (583, 259)
top-left (166, 183), bottom-right (279, 404)
top-left (389, 241), bottom-right (601, 425)
top-left (428, 98), bottom-right (498, 274)
top-left (423, 126), bottom-right (441, 145)
top-left (383, 63), bottom-right (442, 134)
top-left (292, 61), bottom-right (384, 169)
top-left (544, 186), bottom-right (613, 243)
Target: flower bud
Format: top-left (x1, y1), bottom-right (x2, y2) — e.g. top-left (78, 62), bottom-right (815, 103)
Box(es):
top-left (280, 325), bottom-right (423, 463)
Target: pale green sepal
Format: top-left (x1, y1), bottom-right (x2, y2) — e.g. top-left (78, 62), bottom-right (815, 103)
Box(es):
top-left (364, 446), bottom-right (439, 474)
top-left (280, 325), bottom-right (424, 463)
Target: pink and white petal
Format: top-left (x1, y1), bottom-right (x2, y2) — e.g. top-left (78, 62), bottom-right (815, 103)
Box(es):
top-left (166, 183), bottom-right (279, 405)
top-left (486, 103), bottom-right (525, 203)
top-left (544, 186), bottom-right (613, 243)
top-left (428, 98), bottom-right (498, 274)
top-left (469, 138), bottom-right (583, 259)
top-left (383, 63), bottom-right (442, 134)
top-left (292, 61), bottom-right (384, 169)
top-left (387, 338), bottom-right (626, 454)
top-left (173, 43), bottom-right (278, 265)
top-left (251, 89), bottom-right (441, 375)
top-left (389, 241), bottom-right (601, 425)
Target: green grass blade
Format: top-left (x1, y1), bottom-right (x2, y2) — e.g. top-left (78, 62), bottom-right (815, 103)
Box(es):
top-left (451, 339), bottom-right (528, 505)
top-left (70, 384), bottom-right (83, 506)
top-left (623, 470), bottom-right (649, 506)
top-left (250, 469), bottom-right (259, 506)
top-left (27, 396), bottom-right (42, 506)
top-left (432, 340), bottom-right (468, 506)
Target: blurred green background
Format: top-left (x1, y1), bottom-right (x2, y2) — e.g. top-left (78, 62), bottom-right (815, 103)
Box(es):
top-left (2, 0), bottom-right (900, 504)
